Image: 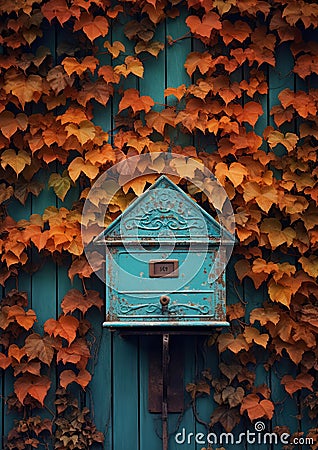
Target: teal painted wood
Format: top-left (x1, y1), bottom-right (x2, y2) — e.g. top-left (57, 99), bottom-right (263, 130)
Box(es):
top-left (268, 44), bottom-right (299, 444)
top-left (139, 336), bottom-right (162, 450)
top-left (112, 333), bottom-right (140, 449)
top-left (166, 7), bottom-right (193, 147)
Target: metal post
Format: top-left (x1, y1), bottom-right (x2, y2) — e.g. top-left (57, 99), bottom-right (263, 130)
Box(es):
top-left (162, 333), bottom-right (169, 450)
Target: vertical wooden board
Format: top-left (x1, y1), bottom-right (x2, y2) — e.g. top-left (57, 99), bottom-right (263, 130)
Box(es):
top-left (138, 21), bottom-right (165, 108)
top-left (111, 17), bottom-right (138, 124)
top-left (112, 332), bottom-right (139, 450)
top-left (87, 321), bottom-right (113, 450)
top-left (166, 8), bottom-right (192, 147)
top-left (166, 9), bottom-right (191, 90)
top-left (169, 336), bottom-right (197, 450)
top-left (224, 256), bottom-right (247, 450)
top-left (268, 43), bottom-right (299, 441)
top-left (244, 281), bottom-right (271, 450)
top-left (194, 335), bottom-right (215, 450)
top-left (139, 335), bottom-right (162, 450)
top-left (31, 172), bottom-right (57, 328)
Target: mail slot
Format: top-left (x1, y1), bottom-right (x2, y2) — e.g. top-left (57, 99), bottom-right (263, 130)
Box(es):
top-left (94, 175), bottom-right (233, 327)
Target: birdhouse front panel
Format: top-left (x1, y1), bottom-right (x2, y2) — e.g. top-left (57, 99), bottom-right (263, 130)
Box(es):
top-left (94, 176), bottom-right (233, 327)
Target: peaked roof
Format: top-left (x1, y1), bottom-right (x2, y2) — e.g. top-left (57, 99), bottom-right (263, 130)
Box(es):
top-left (94, 175), bottom-right (234, 244)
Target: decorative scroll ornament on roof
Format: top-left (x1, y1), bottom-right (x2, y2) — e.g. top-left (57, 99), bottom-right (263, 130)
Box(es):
top-left (123, 190), bottom-right (206, 232)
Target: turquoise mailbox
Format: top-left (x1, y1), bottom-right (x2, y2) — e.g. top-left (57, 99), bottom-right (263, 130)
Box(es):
top-left (94, 175), bottom-right (232, 327)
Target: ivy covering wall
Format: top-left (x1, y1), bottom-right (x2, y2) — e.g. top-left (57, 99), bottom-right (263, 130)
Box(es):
top-left (0, 0), bottom-right (318, 448)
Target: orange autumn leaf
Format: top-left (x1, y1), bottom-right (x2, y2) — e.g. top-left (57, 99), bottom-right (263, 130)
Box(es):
top-left (60, 368), bottom-right (91, 389)
top-left (57, 338), bottom-right (90, 365)
top-left (98, 65), bottom-right (121, 84)
top-left (1, 149), bottom-right (31, 175)
top-left (62, 56), bottom-right (99, 77)
top-left (299, 255), bottom-right (318, 279)
top-left (250, 307), bottom-right (280, 326)
top-left (240, 394), bottom-right (274, 421)
top-left (281, 373), bottom-right (314, 396)
top-left (226, 303), bottom-right (245, 321)
top-left (41, 0), bottom-right (73, 24)
top-left (0, 352), bottom-right (12, 370)
top-left (0, 111), bottom-right (28, 139)
top-left (14, 374), bottom-right (51, 406)
top-left (24, 333), bottom-right (60, 366)
top-left (118, 88), bottom-right (154, 114)
top-left (184, 52), bottom-right (213, 77)
top-left (44, 315), bottom-right (79, 345)
top-left (218, 333), bottom-right (249, 354)
top-left (164, 84), bottom-right (187, 101)
top-left (65, 120), bottom-right (96, 145)
top-left (114, 56), bottom-right (144, 78)
top-left (68, 157), bottom-right (99, 182)
top-left (266, 130), bottom-right (298, 152)
top-left (74, 13), bottom-right (109, 41)
top-left (234, 101), bottom-right (263, 127)
top-left (243, 181), bottom-right (278, 213)
top-left (6, 306), bottom-right (37, 330)
top-left (220, 20), bottom-right (252, 45)
top-left (8, 344), bottom-right (26, 363)
top-left (61, 289), bottom-right (103, 315)
top-left (104, 40), bottom-right (125, 58)
top-left (186, 12), bottom-right (221, 38)
top-left (243, 327), bottom-right (269, 348)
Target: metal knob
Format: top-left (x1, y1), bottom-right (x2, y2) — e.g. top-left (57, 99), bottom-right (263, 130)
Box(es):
top-left (160, 295), bottom-right (170, 307)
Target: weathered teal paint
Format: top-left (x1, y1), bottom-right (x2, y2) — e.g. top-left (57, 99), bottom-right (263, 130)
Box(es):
top-left (94, 175), bottom-right (232, 327)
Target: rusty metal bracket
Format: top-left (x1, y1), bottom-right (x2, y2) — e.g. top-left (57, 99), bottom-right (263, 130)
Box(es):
top-left (148, 335), bottom-right (184, 414)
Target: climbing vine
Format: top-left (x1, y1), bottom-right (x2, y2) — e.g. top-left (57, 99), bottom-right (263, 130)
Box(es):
top-left (0, 0), bottom-right (318, 447)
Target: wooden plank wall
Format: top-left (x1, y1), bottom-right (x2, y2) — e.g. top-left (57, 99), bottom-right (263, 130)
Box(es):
top-left (1, 9), bottom-right (317, 450)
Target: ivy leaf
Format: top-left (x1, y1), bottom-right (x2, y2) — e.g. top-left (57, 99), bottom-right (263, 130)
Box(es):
top-left (218, 333), bottom-right (249, 354)
top-left (240, 394), bottom-right (274, 420)
top-left (186, 12), bottom-right (222, 38)
top-left (281, 373), bottom-right (314, 396)
top-left (44, 315), bottom-right (79, 345)
top-left (62, 56), bottom-right (99, 76)
top-left (243, 327), bottom-right (269, 348)
top-left (114, 56), bottom-right (144, 78)
top-left (1, 149), bottom-right (31, 176)
top-left (14, 374), bottom-right (51, 406)
top-left (61, 289), bottom-right (103, 315)
top-left (57, 338), bottom-right (90, 365)
top-left (41, 0), bottom-right (73, 25)
top-left (118, 88), bottom-right (154, 114)
top-left (74, 13), bottom-right (109, 41)
top-left (8, 344), bottom-right (26, 363)
top-left (68, 156), bottom-right (99, 182)
top-left (60, 369), bottom-right (91, 389)
top-left (104, 40), bottom-right (125, 58)
top-left (0, 111), bottom-right (28, 139)
top-left (135, 40), bottom-right (164, 57)
top-left (6, 305), bottom-right (37, 330)
top-left (0, 352), bottom-right (12, 370)
top-left (299, 255), bottom-right (318, 279)
top-left (24, 333), bottom-right (60, 366)
top-left (65, 120), bottom-right (96, 145)
top-left (48, 172), bottom-right (72, 201)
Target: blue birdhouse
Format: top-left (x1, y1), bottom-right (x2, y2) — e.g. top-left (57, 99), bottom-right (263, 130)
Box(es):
top-left (94, 175), bottom-right (233, 327)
